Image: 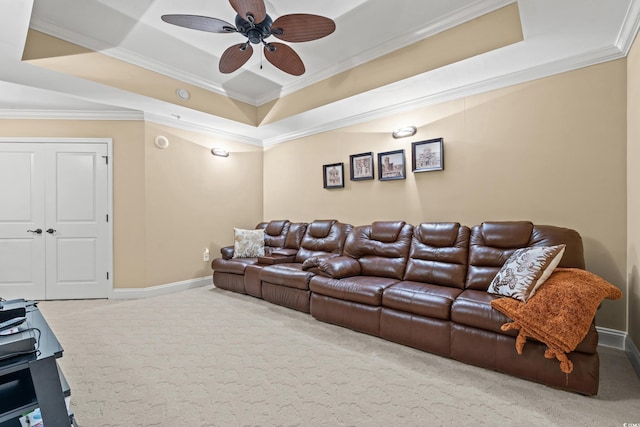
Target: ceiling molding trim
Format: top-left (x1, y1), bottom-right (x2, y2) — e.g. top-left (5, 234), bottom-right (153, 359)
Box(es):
top-left (30, 1), bottom-right (516, 108)
top-left (258, 0), bottom-right (517, 105)
top-left (143, 113), bottom-right (263, 147)
top-left (616, 0), bottom-right (640, 55)
top-left (262, 44), bottom-right (625, 147)
top-left (0, 109), bottom-right (143, 120)
top-left (28, 19), bottom-right (259, 106)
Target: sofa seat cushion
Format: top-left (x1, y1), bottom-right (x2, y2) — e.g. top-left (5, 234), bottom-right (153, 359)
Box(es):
top-left (260, 263), bottom-right (314, 290)
top-left (451, 289), bottom-right (599, 354)
top-left (451, 290), bottom-right (515, 335)
top-left (211, 257), bottom-right (258, 274)
top-left (382, 281), bottom-right (463, 320)
top-left (310, 275), bottom-right (400, 306)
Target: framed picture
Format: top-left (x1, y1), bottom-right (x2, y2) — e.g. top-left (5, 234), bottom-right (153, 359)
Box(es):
top-left (349, 152), bottom-right (374, 181)
top-left (323, 162), bottom-right (345, 189)
top-left (378, 149), bottom-right (406, 181)
top-left (412, 138), bottom-right (444, 172)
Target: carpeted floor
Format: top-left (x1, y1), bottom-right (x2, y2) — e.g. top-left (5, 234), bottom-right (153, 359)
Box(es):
top-left (37, 285), bottom-right (640, 427)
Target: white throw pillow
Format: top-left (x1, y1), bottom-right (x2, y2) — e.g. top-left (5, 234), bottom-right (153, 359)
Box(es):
top-left (488, 244), bottom-right (566, 301)
top-left (232, 228), bottom-right (265, 258)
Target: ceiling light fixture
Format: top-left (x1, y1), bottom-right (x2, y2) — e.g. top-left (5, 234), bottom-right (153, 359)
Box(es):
top-left (392, 126), bottom-right (417, 139)
top-left (211, 148), bottom-right (229, 157)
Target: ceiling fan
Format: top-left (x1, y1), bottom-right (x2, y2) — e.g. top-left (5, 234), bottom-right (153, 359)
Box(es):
top-left (161, 0), bottom-right (336, 76)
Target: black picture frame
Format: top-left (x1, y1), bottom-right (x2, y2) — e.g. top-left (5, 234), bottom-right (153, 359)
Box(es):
top-left (412, 138), bottom-right (444, 172)
top-left (378, 149), bottom-right (406, 181)
top-left (349, 152), bottom-right (374, 181)
top-left (323, 162), bottom-right (345, 189)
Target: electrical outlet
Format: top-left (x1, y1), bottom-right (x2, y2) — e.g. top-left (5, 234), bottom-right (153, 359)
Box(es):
top-left (203, 248), bottom-right (210, 262)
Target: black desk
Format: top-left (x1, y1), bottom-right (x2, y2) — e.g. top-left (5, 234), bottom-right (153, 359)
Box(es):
top-left (0, 306), bottom-right (73, 427)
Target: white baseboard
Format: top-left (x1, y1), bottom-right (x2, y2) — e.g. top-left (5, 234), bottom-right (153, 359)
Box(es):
top-left (597, 326), bottom-right (627, 349)
top-left (110, 276), bottom-right (211, 299)
top-left (626, 334), bottom-right (640, 378)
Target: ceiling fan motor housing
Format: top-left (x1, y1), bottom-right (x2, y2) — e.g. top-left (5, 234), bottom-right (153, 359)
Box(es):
top-left (235, 14), bottom-right (273, 44)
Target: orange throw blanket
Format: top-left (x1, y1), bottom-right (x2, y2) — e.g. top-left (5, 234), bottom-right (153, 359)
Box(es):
top-left (490, 268), bottom-right (622, 374)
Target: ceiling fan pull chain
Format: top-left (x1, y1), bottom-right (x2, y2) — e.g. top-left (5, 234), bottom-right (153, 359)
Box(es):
top-left (260, 47), bottom-right (263, 70)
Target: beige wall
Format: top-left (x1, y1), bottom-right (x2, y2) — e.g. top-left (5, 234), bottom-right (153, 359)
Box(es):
top-left (143, 123), bottom-right (263, 287)
top-left (0, 119), bottom-right (264, 289)
top-left (628, 35), bottom-right (640, 349)
top-left (264, 59), bottom-right (628, 331)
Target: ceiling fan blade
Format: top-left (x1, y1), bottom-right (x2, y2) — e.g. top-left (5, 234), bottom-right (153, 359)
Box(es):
top-left (219, 43), bottom-right (254, 74)
top-left (271, 14), bottom-right (336, 43)
top-left (161, 15), bottom-right (236, 33)
top-left (229, 0), bottom-right (266, 24)
top-left (264, 43), bottom-right (305, 76)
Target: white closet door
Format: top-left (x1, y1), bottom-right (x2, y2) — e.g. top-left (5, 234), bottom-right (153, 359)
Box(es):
top-left (44, 144), bottom-right (109, 299)
top-left (0, 145), bottom-right (46, 300)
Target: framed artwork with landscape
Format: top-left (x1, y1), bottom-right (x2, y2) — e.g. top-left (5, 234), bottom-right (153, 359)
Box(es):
top-left (412, 138), bottom-right (444, 172)
top-left (349, 152), bottom-right (374, 181)
top-left (378, 149), bottom-right (406, 181)
top-left (323, 162), bottom-right (345, 189)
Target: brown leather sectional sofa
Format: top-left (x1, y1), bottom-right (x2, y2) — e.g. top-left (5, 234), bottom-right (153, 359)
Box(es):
top-left (212, 219), bottom-right (599, 395)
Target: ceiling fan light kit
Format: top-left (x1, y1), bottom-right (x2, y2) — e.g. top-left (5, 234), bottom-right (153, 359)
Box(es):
top-left (161, 0), bottom-right (336, 76)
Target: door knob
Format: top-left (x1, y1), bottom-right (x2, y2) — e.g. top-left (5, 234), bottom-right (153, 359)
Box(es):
top-left (27, 228), bottom-right (43, 234)
top-left (46, 228), bottom-right (57, 234)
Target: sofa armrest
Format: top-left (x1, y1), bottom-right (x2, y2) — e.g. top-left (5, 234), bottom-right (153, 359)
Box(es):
top-left (271, 248), bottom-right (298, 257)
top-left (220, 246), bottom-right (234, 260)
top-left (308, 255), bottom-right (361, 278)
top-left (302, 253), bottom-right (340, 270)
top-left (258, 255), bottom-right (296, 265)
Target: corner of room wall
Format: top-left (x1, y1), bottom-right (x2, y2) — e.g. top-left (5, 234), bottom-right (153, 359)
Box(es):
top-left (627, 30), bottom-right (640, 373)
top-left (142, 122), bottom-right (264, 288)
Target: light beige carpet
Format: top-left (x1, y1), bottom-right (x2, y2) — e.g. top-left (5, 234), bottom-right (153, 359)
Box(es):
top-left (37, 286), bottom-right (640, 427)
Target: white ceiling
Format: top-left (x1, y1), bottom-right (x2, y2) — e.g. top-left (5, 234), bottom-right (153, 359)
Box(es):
top-left (0, 0), bottom-right (639, 146)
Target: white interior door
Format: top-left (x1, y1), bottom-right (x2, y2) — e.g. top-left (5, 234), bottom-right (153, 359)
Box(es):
top-left (44, 145), bottom-right (109, 299)
top-left (0, 141), bottom-right (111, 300)
top-left (0, 146), bottom-right (47, 300)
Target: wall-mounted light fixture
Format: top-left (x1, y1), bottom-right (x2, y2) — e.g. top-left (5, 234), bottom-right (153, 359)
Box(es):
top-left (392, 126), bottom-right (417, 139)
top-left (211, 148), bottom-right (229, 157)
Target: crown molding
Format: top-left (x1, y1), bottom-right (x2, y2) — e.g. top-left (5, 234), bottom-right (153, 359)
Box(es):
top-left (29, 0), bottom-right (515, 108)
top-left (255, 0), bottom-right (516, 105)
top-left (617, 0), bottom-right (640, 55)
top-left (143, 113), bottom-right (263, 147)
top-left (263, 44), bottom-right (625, 147)
top-left (28, 18), bottom-right (259, 106)
top-left (0, 109), bottom-right (143, 120)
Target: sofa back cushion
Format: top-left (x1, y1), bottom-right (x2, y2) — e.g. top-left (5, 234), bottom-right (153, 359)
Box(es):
top-left (284, 222), bottom-right (308, 249)
top-left (466, 221), bottom-right (585, 291)
top-left (403, 222), bottom-right (470, 289)
top-left (295, 220), bottom-right (352, 262)
top-left (258, 220), bottom-right (290, 249)
top-left (343, 221), bottom-right (413, 280)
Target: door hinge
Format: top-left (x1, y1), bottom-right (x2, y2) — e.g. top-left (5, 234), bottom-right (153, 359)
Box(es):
top-left (102, 155), bottom-right (109, 165)
top-left (106, 214), bottom-right (109, 222)
top-left (107, 272), bottom-right (110, 280)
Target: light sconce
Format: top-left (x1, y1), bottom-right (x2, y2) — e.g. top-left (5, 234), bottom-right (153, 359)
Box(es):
top-left (392, 126), bottom-right (417, 139)
top-left (211, 148), bottom-right (229, 157)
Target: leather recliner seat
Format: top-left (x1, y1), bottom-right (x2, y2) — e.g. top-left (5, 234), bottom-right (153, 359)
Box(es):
top-left (258, 219), bottom-right (352, 313)
top-left (211, 219), bottom-right (600, 395)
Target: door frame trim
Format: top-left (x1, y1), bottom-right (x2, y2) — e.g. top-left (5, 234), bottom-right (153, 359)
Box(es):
top-left (0, 137), bottom-right (114, 298)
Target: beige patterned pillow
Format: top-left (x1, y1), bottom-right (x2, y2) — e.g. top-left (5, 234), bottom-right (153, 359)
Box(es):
top-left (232, 228), bottom-right (265, 258)
top-left (488, 244), bottom-right (566, 301)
